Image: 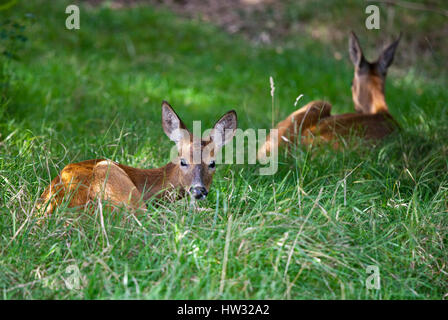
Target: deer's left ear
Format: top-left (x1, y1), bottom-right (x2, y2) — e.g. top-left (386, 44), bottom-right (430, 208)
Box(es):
top-left (210, 110), bottom-right (237, 149)
top-left (377, 33), bottom-right (401, 74)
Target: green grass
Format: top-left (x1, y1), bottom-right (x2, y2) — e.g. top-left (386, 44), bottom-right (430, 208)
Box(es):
top-left (0, 0), bottom-right (447, 299)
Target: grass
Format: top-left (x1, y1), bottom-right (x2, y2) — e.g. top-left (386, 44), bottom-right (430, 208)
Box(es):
top-left (0, 0), bottom-right (447, 299)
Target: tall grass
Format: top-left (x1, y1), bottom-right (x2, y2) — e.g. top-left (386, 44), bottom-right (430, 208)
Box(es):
top-left (0, 1), bottom-right (447, 299)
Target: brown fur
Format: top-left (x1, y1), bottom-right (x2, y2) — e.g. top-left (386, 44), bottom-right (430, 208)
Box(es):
top-left (258, 32), bottom-right (401, 158)
top-left (38, 102), bottom-right (237, 216)
top-left (38, 159), bottom-right (172, 215)
top-left (257, 101), bottom-right (332, 158)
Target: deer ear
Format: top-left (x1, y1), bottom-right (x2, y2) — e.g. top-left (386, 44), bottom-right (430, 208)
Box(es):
top-left (377, 33), bottom-right (401, 74)
top-left (210, 110), bottom-right (237, 149)
top-left (349, 31), bottom-right (366, 68)
top-left (161, 101), bottom-right (189, 144)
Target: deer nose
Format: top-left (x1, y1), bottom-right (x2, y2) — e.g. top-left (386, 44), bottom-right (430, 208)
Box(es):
top-left (190, 186), bottom-right (208, 200)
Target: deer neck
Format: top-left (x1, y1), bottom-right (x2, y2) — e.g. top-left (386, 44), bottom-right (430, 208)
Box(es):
top-left (369, 78), bottom-right (389, 114)
top-left (136, 162), bottom-right (183, 200)
top-left (371, 94), bottom-right (389, 114)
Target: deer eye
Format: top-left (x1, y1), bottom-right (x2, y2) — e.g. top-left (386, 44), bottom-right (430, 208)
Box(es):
top-left (180, 159), bottom-right (188, 167)
top-left (209, 160), bottom-right (216, 169)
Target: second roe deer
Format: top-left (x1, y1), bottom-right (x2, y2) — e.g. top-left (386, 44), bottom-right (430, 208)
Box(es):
top-left (257, 32), bottom-right (401, 159)
top-left (38, 101), bottom-right (238, 215)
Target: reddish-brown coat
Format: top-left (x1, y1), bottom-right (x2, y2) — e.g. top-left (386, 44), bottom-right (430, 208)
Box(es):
top-left (38, 102), bottom-right (238, 215)
top-left (257, 32), bottom-right (401, 158)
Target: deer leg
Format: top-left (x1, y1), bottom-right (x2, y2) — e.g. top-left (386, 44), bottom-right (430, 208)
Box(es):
top-left (91, 160), bottom-right (147, 213)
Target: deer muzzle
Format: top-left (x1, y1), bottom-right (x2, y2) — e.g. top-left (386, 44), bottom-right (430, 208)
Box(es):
top-left (190, 186), bottom-right (208, 200)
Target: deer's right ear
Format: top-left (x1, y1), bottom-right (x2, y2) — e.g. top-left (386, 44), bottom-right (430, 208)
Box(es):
top-left (349, 31), bottom-right (365, 68)
top-left (162, 101), bottom-right (189, 144)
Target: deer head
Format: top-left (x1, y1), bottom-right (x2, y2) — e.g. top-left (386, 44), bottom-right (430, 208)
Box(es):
top-left (162, 101), bottom-right (237, 200)
top-left (349, 32), bottom-right (401, 114)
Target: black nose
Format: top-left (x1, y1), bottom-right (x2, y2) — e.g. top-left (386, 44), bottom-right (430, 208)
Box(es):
top-left (190, 187), bottom-right (208, 200)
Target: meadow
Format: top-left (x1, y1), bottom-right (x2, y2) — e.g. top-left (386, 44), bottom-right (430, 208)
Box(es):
top-left (0, 0), bottom-right (447, 299)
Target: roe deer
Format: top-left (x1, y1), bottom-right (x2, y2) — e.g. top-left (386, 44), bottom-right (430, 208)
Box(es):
top-left (38, 101), bottom-right (237, 215)
top-left (257, 32), bottom-right (401, 159)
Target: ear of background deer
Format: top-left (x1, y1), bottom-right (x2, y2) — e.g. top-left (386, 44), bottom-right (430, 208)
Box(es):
top-left (377, 33), bottom-right (401, 75)
top-left (349, 31), bottom-right (365, 68)
top-left (210, 110), bottom-right (237, 149)
top-left (161, 101), bottom-right (189, 144)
